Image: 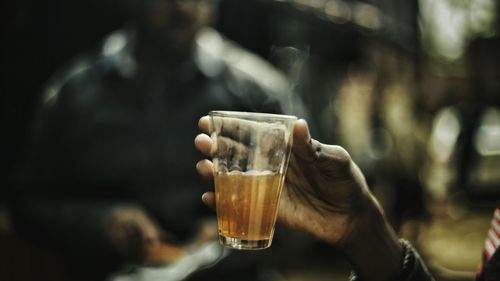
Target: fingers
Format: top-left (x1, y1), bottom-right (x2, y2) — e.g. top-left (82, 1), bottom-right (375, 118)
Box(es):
top-left (212, 117), bottom-right (257, 144)
top-left (201, 115), bottom-right (256, 138)
top-left (197, 118), bottom-right (253, 158)
top-left (198, 116), bottom-right (211, 134)
top-left (196, 159), bottom-right (214, 179)
top-left (216, 135), bottom-right (249, 161)
top-left (201, 192), bottom-right (215, 209)
top-left (104, 205), bottom-right (164, 261)
top-left (194, 133), bottom-right (213, 156)
top-left (199, 117), bottom-right (215, 212)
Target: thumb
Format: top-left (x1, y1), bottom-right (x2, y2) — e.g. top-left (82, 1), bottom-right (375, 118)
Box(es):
top-left (292, 119), bottom-right (319, 162)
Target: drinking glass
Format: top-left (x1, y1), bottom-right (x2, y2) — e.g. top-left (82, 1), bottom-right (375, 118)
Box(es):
top-left (209, 111), bottom-right (296, 250)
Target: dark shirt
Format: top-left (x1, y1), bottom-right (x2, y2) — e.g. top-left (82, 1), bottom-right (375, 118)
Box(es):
top-left (479, 249), bottom-right (500, 281)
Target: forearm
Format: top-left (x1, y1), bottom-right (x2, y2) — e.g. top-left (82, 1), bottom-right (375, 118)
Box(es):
top-left (339, 201), bottom-right (404, 281)
top-left (336, 189), bottom-right (434, 281)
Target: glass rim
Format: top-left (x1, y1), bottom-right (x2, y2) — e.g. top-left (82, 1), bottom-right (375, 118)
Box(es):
top-left (208, 110), bottom-right (297, 120)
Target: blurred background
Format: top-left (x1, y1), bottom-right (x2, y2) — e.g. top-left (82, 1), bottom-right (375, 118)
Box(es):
top-left (1, 0), bottom-right (499, 280)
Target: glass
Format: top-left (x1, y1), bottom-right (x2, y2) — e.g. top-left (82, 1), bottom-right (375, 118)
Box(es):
top-left (209, 111), bottom-right (296, 250)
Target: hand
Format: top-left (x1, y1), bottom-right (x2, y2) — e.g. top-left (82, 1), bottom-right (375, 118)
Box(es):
top-left (195, 116), bottom-right (377, 245)
top-left (103, 205), bottom-right (184, 264)
top-left (195, 116), bottom-right (404, 281)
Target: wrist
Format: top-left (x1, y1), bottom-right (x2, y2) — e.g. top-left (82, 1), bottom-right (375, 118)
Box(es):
top-left (338, 195), bottom-right (404, 281)
top-left (349, 239), bottom-right (435, 281)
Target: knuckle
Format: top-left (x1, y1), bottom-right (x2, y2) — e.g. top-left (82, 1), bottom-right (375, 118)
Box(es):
top-left (320, 144), bottom-right (352, 170)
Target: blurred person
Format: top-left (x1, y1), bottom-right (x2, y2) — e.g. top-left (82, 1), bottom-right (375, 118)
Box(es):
top-left (8, 0), bottom-right (308, 280)
top-left (195, 116), bottom-right (500, 281)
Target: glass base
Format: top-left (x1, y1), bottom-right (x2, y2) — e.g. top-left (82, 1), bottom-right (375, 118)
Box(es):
top-left (219, 235), bottom-right (272, 250)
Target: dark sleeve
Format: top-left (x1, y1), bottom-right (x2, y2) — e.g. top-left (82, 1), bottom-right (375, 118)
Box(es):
top-left (18, 72), bottom-right (89, 189)
top-left (9, 197), bottom-right (120, 263)
top-left (349, 239), bottom-right (435, 281)
top-left (9, 70), bottom-right (122, 263)
top-left (480, 248), bottom-right (500, 281)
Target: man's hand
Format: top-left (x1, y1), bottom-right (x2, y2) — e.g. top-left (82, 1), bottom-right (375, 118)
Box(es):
top-left (195, 116), bottom-right (376, 245)
top-left (195, 116), bottom-right (404, 281)
top-left (103, 205), bottom-right (184, 264)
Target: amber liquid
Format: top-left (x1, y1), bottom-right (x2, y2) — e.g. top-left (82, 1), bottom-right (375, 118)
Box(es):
top-left (214, 172), bottom-right (284, 246)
